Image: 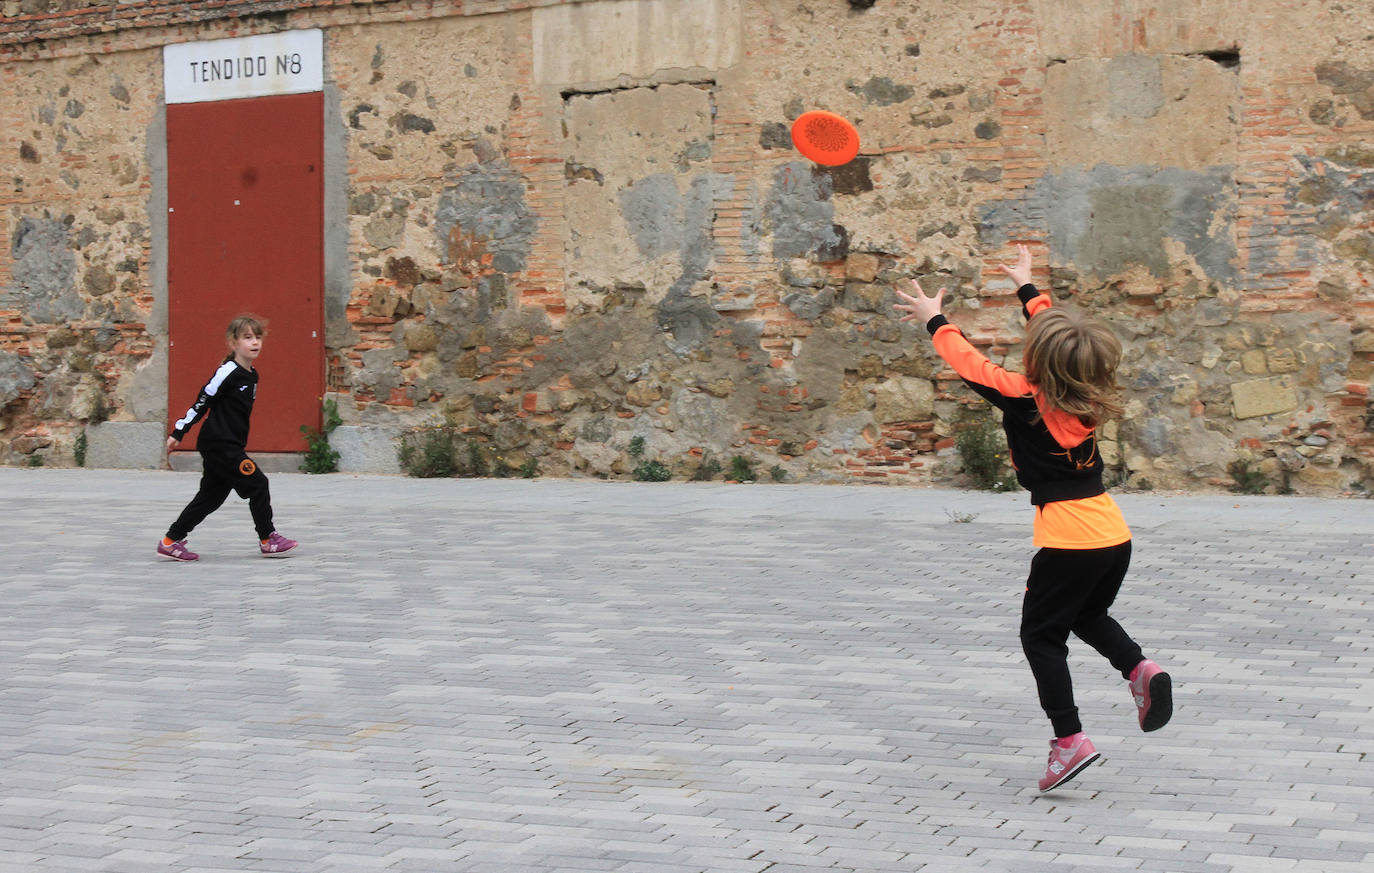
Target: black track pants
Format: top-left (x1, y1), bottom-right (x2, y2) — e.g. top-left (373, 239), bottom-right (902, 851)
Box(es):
top-left (1020, 541), bottom-right (1144, 738)
top-left (166, 448), bottom-right (274, 542)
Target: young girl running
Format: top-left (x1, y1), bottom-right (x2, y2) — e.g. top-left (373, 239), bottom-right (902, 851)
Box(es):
top-left (158, 314), bottom-right (298, 562)
top-left (893, 245), bottom-right (1171, 792)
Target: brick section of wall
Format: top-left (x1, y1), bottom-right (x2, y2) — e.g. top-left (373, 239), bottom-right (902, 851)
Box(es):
top-left (710, 15), bottom-right (828, 476)
top-left (1233, 68), bottom-right (1374, 478)
top-left (0, 1), bottom-right (401, 48)
top-left (0, 62), bottom-right (17, 301)
top-left (0, 0), bottom-right (593, 60)
top-left (505, 24), bottom-right (567, 322)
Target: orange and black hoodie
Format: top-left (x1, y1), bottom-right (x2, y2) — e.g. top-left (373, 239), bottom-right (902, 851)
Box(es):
top-left (927, 283), bottom-right (1131, 550)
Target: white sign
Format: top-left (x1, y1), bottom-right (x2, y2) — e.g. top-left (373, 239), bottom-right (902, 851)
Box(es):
top-left (164, 29), bottom-right (323, 104)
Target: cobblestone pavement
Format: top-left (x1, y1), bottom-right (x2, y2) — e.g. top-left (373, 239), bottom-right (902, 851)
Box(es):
top-left (2, 468), bottom-right (1372, 873)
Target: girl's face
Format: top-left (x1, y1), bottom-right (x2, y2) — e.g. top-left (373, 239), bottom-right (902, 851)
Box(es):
top-left (231, 328), bottom-right (262, 366)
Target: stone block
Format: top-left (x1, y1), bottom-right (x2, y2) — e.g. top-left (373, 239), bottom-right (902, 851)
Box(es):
top-left (331, 425), bottom-right (402, 475)
top-left (166, 451), bottom-right (304, 474)
top-left (626, 382), bottom-right (663, 407)
top-left (404, 324), bottom-right (438, 353)
top-left (1267, 347), bottom-right (1299, 374)
top-left (1170, 378), bottom-right (1199, 405)
top-left (873, 376), bottom-right (935, 423)
top-left (843, 282), bottom-right (886, 312)
top-left (1298, 466), bottom-right (1346, 488)
top-left (845, 253), bottom-right (880, 282)
top-left (1231, 376), bottom-right (1297, 420)
top-left (0, 350), bottom-right (37, 406)
top-left (83, 421), bottom-right (166, 469)
top-left (1099, 437), bottom-right (1120, 466)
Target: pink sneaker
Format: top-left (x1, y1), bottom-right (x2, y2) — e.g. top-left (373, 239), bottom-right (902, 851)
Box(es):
top-left (260, 532), bottom-right (298, 557)
top-left (157, 538), bottom-right (199, 562)
top-left (1129, 660), bottom-right (1173, 732)
top-left (1038, 733), bottom-right (1100, 792)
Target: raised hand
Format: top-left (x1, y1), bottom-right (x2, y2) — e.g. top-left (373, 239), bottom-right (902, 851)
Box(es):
top-left (997, 243), bottom-right (1034, 288)
top-left (893, 278), bottom-right (945, 324)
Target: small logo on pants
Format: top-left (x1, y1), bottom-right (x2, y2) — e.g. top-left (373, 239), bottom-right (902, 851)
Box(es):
top-left (239, 458), bottom-right (257, 476)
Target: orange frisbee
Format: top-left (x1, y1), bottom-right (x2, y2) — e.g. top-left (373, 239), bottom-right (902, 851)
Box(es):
top-left (791, 110), bottom-right (860, 166)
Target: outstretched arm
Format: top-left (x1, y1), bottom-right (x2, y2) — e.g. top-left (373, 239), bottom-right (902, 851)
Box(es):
top-left (892, 275), bottom-right (1033, 401)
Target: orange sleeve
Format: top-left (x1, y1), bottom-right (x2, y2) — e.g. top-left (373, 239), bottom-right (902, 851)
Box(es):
top-left (932, 324), bottom-right (1033, 398)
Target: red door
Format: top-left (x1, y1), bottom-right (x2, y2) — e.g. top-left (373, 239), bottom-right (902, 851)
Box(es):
top-left (166, 91), bottom-right (323, 452)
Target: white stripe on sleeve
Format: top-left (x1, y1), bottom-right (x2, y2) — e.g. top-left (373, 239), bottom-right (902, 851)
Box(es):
top-left (203, 361), bottom-right (237, 397)
top-left (173, 361), bottom-right (237, 433)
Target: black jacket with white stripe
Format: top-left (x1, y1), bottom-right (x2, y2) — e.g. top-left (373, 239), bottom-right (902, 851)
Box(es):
top-left (170, 360), bottom-right (258, 449)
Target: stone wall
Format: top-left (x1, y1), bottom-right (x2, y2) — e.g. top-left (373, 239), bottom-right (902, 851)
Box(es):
top-left (2, 0), bottom-right (1372, 493)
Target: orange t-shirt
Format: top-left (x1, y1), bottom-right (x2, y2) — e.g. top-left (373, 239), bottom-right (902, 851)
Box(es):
top-left (1033, 492), bottom-right (1132, 549)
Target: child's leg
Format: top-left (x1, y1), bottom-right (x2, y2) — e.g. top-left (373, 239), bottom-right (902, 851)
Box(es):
top-left (227, 454), bottom-right (275, 541)
top-left (166, 466), bottom-right (232, 541)
top-left (1069, 541), bottom-right (1145, 678)
top-left (1020, 546), bottom-right (1128, 737)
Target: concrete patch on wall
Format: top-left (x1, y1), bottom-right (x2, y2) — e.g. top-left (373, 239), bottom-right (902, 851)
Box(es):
top-left (668, 387), bottom-right (739, 449)
top-left (649, 172), bottom-right (733, 357)
top-left (979, 165), bottom-right (1237, 282)
top-left (6, 216), bottom-right (81, 324)
top-left (322, 81), bottom-right (356, 349)
top-left (791, 327), bottom-right (850, 407)
top-left (533, 0), bottom-right (742, 86)
top-left (1036, 0), bottom-right (1248, 60)
top-left (1045, 54), bottom-right (1238, 170)
top-left (656, 286), bottom-right (721, 358)
top-left (126, 342), bottom-right (167, 422)
top-left (434, 162), bottom-right (536, 275)
top-left (563, 84), bottom-right (715, 306)
top-left (620, 171), bottom-right (731, 276)
top-left (765, 162), bottom-right (848, 262)
top-left (620, 174), bottom-right (686, 260)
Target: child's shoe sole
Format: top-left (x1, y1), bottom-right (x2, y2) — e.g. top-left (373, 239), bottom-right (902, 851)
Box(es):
top-left (1141, 671), bottom-right (1173, 732)
top-left (1040, 751), bottom-right (1101, 792)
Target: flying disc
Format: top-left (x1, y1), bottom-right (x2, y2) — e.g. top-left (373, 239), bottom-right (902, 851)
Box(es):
top-left (791, 110), bottom-right (860, 166)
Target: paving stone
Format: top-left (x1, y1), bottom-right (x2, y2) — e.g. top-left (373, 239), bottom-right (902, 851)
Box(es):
top-left (0, 470), bottom-right (1371, 873)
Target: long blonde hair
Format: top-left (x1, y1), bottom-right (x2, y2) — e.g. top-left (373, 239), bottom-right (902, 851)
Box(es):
top-left (1023, 307), bottom-right (1123, 426)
